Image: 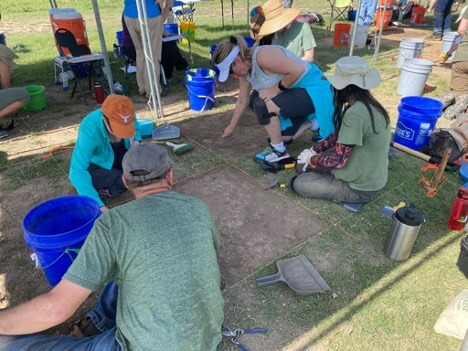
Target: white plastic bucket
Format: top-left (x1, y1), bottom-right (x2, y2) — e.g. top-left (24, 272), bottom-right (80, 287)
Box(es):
top-left (350, 25), bottom-right (370, 49)
top-left (441, 31), bottom-right (460, 62)
top-left (396, 38), bottom-right (424, 69)
top-left (397, 58), bottom-right (433, 97)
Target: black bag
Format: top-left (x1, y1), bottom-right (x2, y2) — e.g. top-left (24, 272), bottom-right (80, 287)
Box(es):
top-left (421, 116), bottom-right (468, 162)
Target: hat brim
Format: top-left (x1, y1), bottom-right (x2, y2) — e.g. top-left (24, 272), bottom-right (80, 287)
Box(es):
top-left (326, 68), bottom-right (381, 90)
top-left (217, 62), bottom-right (231, 82)
top-left (215, 46), bottom-right (239, 82)
top-left (109, 121), bottom-right (136, 139)
top-left (257, 9), bottom-right (300, 37)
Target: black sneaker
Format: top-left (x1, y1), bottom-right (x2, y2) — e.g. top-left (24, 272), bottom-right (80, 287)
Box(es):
top-left (253, 146), bottom-right (290, 163)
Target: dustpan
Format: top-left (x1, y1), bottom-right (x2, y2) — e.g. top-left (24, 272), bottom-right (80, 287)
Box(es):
top-left (152, 122), bottom-right (180, 141)
top-left (256, 255), bottom-right (330, 295)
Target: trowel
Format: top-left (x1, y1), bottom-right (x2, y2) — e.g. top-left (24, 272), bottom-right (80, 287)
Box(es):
top-left (256, 255), bottom-right (330, 295)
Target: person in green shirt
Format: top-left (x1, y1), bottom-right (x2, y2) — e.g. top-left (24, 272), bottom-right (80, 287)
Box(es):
top-left (0, 143), bottom-right (225, 351)
top-left (290, 56), bottom-right (391, 204)
top-left (250, 0), bottom-right (316, 62)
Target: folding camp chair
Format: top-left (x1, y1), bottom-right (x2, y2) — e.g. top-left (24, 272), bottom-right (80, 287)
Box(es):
top-left (172, 0), bottom-right (195, 22)
top-left (54, 28), bottom-right (104, 104)
top-left (327, 0), bottom-right (354, 32)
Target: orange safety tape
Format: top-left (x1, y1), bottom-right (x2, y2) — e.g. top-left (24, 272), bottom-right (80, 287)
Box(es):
top-left (420, 163), bottom-right (437, 172)
top-left (42, 146), bottom-right (74, 159)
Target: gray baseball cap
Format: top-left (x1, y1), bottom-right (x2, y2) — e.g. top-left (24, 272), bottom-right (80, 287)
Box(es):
top-left (123, 143), bottom-right (172, 182)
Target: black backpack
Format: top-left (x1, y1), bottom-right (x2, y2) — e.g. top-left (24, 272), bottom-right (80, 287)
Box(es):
top-left (421, 116), bottom-right (468, 163)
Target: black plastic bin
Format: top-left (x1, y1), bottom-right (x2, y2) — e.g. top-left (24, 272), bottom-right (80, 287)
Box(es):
top-left (457, 236), bottom-right (468, 279)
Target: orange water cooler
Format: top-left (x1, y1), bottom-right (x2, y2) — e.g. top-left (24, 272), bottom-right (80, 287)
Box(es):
top-left (49, 9), bottom-right (89, 56)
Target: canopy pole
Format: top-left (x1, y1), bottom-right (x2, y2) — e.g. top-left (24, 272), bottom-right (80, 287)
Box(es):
top-left (135, 0), bottom-right (164, 120)
top-left (349, 0), bottom-right (363, 56)
top-left (92, 0), bottom-right (114, 93)
top-left (373, 1), bottom-right (388, 62)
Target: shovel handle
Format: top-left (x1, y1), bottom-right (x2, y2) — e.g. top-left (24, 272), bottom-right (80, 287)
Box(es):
top-left (255, 273), bottom-right (282, 287)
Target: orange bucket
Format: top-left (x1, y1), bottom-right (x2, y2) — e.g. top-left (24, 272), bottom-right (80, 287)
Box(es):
top-left (333, 23), bottom-right (351, 46)
top-left (411, 5), bottom-right (426, 24)
top-left (379, 0), bottom-right (392, 6)
top-left (51, 11), bottom-right (89, 56)
top-left (375, 9), bottom-right (392, 29)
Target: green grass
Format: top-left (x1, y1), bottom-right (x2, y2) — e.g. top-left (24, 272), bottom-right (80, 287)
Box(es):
top-left (1, 1), bottom-right (466, 350)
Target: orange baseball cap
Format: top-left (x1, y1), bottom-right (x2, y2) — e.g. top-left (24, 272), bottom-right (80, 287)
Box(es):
top-left (101, 94), bottom-right (136, 138)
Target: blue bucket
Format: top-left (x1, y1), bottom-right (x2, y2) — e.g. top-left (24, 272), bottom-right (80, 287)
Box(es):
top-left (164, 23), bottom-right (179, 36)
top-left (116, 31), bottom-right (125, 56)
top-left (348, 10), bottom-right (357, 21)
top-left (186, 68), bottom-right (215, 112)
top-left (0, 32), bottom-right (6, 46)
top-left (393, 96), bottom-right (443, 151)
top-left (22, 196), bottom-right (101, 287)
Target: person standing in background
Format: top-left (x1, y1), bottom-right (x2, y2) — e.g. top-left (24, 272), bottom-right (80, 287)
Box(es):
top-left (123, 0), bottom-right (172, 97)
top-left (425, 0), bottom-right (460, 41)
top-left (358, 0), bottom-right (378, 26)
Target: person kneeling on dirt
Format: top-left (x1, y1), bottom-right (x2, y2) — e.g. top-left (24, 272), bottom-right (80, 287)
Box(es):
top-left (0, 143), bottom-right (225, 351)
top-left (212, 35), bottom-right (334, 163)
top-left (69, 94), bottom-right (142, 211)
top-left (289, 56), bottom-right (391, 204)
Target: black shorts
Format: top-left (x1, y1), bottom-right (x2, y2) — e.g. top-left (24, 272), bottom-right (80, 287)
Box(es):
top-left (272, 88), bottom-right (315, 119)
top-left (252, 88), bottom-right (315, 135)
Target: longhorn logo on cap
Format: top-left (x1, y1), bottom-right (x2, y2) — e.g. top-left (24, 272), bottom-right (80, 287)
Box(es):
top-left (119, 114), bottom-right (131, 124)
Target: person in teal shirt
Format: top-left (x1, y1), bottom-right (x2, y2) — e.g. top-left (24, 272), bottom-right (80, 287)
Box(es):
top-left (69, 94), bottom-right (141, 211)
top-left (0, 143), bottom-right (225, 351)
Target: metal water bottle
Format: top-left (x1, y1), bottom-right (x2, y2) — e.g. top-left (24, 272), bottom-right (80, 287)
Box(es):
top-left (93, 81), bottom-right (105, 104)
top-left (384, 203), bottom-right (424, 261)
top-left (61, 72), bottom-right (69, 91)
top-left (448, 188), bottom-right (468, 231)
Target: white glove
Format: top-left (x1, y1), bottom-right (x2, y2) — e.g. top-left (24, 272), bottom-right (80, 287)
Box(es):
top-left (297, 148), bottom-right (317, 171)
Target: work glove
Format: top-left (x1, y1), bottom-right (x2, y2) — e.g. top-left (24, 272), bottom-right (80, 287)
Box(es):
top-left (297, 148), bottom-right (317, 172)
top-left (439, 52), bottom-right (451, 63)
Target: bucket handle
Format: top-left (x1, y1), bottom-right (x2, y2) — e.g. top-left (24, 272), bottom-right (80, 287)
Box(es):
top-left (186, 84), bottom-right (214, 113)
top-left (30, 248), bottom-right (81, 270)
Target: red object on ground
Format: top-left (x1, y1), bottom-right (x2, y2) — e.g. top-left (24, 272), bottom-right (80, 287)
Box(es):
top-left (448, 188), bottom-right (468, 231)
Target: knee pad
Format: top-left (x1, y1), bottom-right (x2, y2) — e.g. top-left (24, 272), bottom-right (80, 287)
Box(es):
top-left (253, 97), bottom-right (276, 126)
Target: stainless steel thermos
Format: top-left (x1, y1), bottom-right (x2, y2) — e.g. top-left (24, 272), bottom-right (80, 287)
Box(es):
top-left (384, 203), bottom-right (424, 261)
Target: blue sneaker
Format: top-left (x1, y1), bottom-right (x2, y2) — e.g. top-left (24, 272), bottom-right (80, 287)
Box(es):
top-left (254, 146), bottom-right (290, 163)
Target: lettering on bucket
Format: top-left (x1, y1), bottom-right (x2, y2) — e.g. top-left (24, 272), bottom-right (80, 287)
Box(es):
top-left (395, 121), bottom-right (415, 140)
